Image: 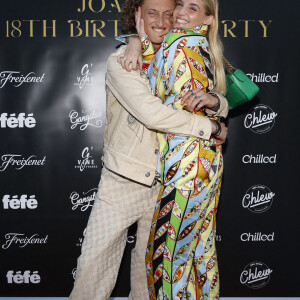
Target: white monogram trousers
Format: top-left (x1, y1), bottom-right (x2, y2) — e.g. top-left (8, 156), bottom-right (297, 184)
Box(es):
top-left (69, 167), bottom-right (160, 300)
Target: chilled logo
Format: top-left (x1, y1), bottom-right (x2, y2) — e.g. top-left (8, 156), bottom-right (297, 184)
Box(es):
top-left (69, 108), bottom-right (102, 131)
top-left (127, 234), bottom-right (136, 244)
top-left (0, 71), bottom-right (45, 88)
top-left (70, 187), bottom-right (97, 211)
top-left (75, 147), bottom-right (98, 172)
top-left (240, 262), bottom-right (272, 289)
top-left (242, 185), bottom-right (275, 213)
top-left (7, 270), bottom-right (41, 284)
top-left (247, 73), bottom-right (279, 83)
top-left (2, 233), bottom-right (48, 249)
top-left (0, 154), bottom-right (46, 172)
top-left (244, 104), bottom-right (277, 134)
top-left (74, 63), bottom-right (94, 89)
top-left (0, 113), bottom-right (36, 128)
top-left (242, 154), bottom-right (277, 164)
top-left (241, 232), bottom-right (275, 242)
top-left (2, 195), bottom-right (38, 209)
top-left (71, 268), bottom-right (77, 280)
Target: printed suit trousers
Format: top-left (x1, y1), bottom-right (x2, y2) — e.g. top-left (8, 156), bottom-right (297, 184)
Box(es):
top-left (69, 166), bottom-right (160, 300)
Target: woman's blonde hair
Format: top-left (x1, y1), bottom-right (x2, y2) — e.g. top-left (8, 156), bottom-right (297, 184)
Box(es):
top-left (203, 0), bottom-right (226, 95)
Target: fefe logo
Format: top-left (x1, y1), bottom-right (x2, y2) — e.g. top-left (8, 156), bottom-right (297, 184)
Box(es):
top-left (2, 195), bottom-right (38, 209)
top-left (240, 262), bottom-right (272, 289)
top-left (242, 185), bottom-right (275, 213)
top-left (6, 270), bottom-right (41, 284)
top-left (0, 113), bottom-right (36, 128)
top-left (244, 105), bottom-right (277, 134)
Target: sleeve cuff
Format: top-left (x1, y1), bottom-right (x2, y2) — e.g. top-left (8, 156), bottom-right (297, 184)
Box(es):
top-left (205, 93), bottom-right (229, 118)
top-left (115, 33), bottom-right (138, 44)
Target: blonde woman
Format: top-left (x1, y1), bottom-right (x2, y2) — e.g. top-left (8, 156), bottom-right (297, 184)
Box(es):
top-left (121, 0), bottom-right (227, 298)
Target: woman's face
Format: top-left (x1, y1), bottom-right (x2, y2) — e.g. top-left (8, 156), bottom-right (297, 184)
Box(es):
top-left (173, 0), bottom-right (213, 29)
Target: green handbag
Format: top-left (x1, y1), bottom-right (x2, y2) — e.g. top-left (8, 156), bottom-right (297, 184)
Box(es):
top-left (224, 58), bottom-right (260, 109)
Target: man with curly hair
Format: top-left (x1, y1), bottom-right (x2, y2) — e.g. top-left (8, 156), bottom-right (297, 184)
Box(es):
top-left (69, 0), bottom-right (228, 299)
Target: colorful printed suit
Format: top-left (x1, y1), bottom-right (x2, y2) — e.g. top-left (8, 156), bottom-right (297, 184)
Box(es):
top-left (143, 25), bottom-right (223, 300)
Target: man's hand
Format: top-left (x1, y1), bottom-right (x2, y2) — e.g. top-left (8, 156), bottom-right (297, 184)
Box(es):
top-left (117, 36), bottom-right (143, 72)
top-left (181, 89), bottom-right (219, 111)
top-left (214, 122), bottom-right (228, 145)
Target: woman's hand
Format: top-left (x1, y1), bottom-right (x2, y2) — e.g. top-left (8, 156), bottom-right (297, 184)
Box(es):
top-left (135, 6), bottom-right (146, 38)
top-left (210, 121), bottom-right (227, 145)
top-left (117, 36), bottom-right (143, 72)
top-left (181, 89), bottom-right (219, 111)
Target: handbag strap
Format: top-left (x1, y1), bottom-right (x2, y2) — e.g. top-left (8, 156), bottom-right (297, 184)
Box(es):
top-left (223, 57), bottom-right (236, 74)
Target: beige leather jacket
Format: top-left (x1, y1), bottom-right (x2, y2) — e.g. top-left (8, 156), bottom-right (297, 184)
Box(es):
top-left (103, 46), bottom-right (228, 186)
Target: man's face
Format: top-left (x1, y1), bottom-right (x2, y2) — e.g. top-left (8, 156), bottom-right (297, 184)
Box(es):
top-left (141, 0), bottom-right (175, 48)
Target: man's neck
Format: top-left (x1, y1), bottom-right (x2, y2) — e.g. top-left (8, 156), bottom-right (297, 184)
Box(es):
top-left (153, 43), bottom-right (160, 52)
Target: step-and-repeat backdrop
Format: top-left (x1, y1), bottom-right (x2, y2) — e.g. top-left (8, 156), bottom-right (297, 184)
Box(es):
top-left (0, 0), bottom-right (299, 299)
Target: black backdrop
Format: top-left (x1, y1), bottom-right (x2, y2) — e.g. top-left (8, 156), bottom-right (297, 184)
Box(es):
top-left (0, 0), bottom-right (299, 299)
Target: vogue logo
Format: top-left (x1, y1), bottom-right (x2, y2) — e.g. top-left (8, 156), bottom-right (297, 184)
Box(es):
top-left (0, 71), bottom-right (45, 88)
top-left (69, 108), bottom-right (102, 131)
top-left (240, 262), bottom-right (272, 289)
top-left (241, 232), bottom-right (275, 242)
top-left (242, 154), bottom-right (277, 164)
top-left (0, 154), bottom-right (46, 172)
top-left (74, 63), bottom-right (94, 89)
top-left (247, 73), bottom-right (279, 83)
top-left (242, 185), bottom-right (275, 213)
top-left (7, 270), bottom-right (41, 284)
top-left (2, 233), bottom-right (48, 249)
top-left (70, 187), bottom-right (97, 211)
top-left (2, 195), bottom-right (38, 209)
top-left (75, 147), bottom-right (98, 172)
top-left (0, 113), bottom-right (36, 128)
top-left (244, 105), bottom-right (277, 134)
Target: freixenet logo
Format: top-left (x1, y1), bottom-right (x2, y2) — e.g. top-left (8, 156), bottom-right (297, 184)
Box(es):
top-left (74, 63), bottom-right (94, 89)
top-left (242, 185), bottom-right (275, 213)
top-left (242, 154), bottom-right (277, 164)
top-left (0, 71), bottom-right (45, 88)
top-left (241, 232), bottom-right (275, 242)
top-left (240, 262), bottom-right (272, 289)
top-left (75, 147), bottom-right (98, 172)
top-left (244, 104), bottom-right (277, 134)
top-left (247, 73), bottom-right (279, 83)
top-left (7, 270), bottom-right (41, 284)
top-left (0, 113), bottom-right (36, 128)
top-left (2, 233), bottom-right (48, 249)
top-left (69, 108), bottom-right (102, 131)
top-left (70, 187), bottom-right (97, 211)
top-left (2, 195), bottom-right (38, 209)
top-left (0, 154), bottom-right (46, 172)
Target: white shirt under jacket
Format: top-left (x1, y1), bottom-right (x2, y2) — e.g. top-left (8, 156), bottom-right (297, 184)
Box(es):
top-left (103, 45), bottom-right (229, 186)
